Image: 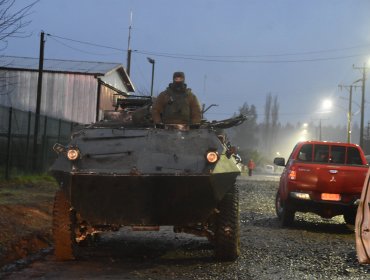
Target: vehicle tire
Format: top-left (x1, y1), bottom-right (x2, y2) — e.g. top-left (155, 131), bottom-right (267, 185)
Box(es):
top-left (214, 184), bottom-right (240, 261)
top-left (343, 209), bottom-right (356, 225)
top-left (53, 190), bottom-right (76, 261)
top-left (275, 191), bottom-right (295, 227)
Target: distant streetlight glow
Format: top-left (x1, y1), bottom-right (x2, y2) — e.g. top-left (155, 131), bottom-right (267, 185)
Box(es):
top-left (298, 123), bottom-right (309, 142)
top-left (322, 99), bottom-right (333, 111)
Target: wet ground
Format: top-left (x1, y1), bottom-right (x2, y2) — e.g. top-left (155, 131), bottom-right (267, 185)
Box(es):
top-left (2, 178), bottom-right (370, 279)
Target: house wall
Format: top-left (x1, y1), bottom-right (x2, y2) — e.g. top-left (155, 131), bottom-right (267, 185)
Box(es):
top-left (99, 84), bottom-right (118, 111)
top-left (0, 69), bottom-right (98, 124)
top-left (100, 70), bottom-right (127, 92)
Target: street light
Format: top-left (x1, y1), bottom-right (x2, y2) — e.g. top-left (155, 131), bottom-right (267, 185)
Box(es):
top-left (147, 57), bottom-right (155, 96)
top-left (322, 99), bottom-right (333, 112)
top-left (353, 63), bottom-right (368, 148)
top-left (343, 87), bottom-right (353, 143)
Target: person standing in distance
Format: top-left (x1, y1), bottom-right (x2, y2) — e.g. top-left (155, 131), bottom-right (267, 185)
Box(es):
top-left (152, 72), bottom-right (202, 125)
top-left (248, 159), bottom-right (256, 176)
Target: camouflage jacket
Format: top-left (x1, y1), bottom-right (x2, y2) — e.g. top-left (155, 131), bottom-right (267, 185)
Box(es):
top-left (152, 86), bottom-right (202, 124)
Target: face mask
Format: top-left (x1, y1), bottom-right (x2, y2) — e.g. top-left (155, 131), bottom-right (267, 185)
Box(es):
top-left (173, 81), bottom-right (185, 91)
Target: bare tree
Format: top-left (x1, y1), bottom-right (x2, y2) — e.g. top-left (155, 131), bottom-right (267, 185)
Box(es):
top-left (264, 93), bottom-right (272, 127)
top-left (0, 0), bottom-right (39, 49)
top-left (0, 0), bottom-right (38, 106)
top-left (271, 95), bottom-right (279, 129)
top-left (271, 95), bottom-right (279, 154)
top-left (263, 93), bottom-right (272, 154)
top-left (262, 93), bottom-right (279, 157)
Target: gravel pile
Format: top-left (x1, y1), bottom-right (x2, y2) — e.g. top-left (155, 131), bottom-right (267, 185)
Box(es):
top-left (237, 179), bottom-right (370, 280)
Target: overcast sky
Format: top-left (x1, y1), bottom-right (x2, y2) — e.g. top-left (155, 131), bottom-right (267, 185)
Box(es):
top-left (5, 0), bottom-right (370, 126)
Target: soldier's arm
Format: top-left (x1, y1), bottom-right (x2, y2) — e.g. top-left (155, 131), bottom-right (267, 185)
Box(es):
top-left (190, 94), bottom-right (202, 124)
top-left (151, 92), bottom-right (166, 124)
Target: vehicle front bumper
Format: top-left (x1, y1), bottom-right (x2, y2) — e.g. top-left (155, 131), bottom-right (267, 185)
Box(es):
top-left (52, 171), bottom-right (238, 226)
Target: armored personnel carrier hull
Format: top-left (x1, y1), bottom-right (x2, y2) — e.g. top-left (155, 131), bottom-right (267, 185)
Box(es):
top-left (50, 119), bottom-right (243, 261)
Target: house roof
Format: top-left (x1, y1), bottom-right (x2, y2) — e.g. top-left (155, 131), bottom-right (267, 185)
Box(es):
top-left (0, 56), bottom-right (122, 74)
top-left (0, 55), bottom-right (135, 92)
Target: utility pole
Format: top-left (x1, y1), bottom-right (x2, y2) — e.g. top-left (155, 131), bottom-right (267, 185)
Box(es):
top-left (353, 63), bottom-right (369, 148)
top-left (126, 11), bottom-right (133, 76)
top-left (312, 118), bottom-right (328, 141)
top-left (338, 84), bottom-right (361, 143)
top-left (33, 31), bottom-right (45, 172)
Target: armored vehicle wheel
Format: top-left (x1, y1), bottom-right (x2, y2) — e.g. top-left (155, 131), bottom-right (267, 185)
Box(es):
top-left (275, 191), bottom-right (295, 227)
top-left (214, 184), bottom-right (240, 261)
top-left (53, 190), bottom-right (76, 260)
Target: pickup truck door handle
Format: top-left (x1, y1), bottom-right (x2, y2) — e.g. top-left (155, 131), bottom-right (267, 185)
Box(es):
top-left (329, 170), bottom-right (338, 174)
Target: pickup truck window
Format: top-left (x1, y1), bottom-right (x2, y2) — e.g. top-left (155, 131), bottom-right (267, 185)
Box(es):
top-left (297, 144), bottom-right (313, 161)
top-left (314, 145), bottom-right (329, 163)
top-left (296, 143), bottom-right (364, 165)
top-left (347, 147), bottom-right (363, 165)
top-left (331, 145), bottom-right (345, 164)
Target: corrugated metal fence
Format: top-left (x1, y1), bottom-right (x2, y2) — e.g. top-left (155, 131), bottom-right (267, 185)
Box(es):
top-left (0, 104), bottom-right (78, 179)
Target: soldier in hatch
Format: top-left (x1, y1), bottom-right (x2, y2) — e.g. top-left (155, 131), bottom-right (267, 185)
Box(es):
top-left (152, 72), bottom-right (202, 125)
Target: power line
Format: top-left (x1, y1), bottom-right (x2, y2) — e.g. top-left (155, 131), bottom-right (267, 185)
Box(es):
top-left (134, 50), bottom-right (367, 63)
top-left (47, 33), bottom-right (124, 51)
top-left (46, 33), bottom-right (370, 64)
top-left (135, 43), bottom-right (370, 58)
top-left (49, 36), bottom-right (122, 56)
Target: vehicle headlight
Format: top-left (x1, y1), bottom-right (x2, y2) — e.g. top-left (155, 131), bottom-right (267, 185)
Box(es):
top-left (67, 148), bottom-right (80, 161)
top-left (206, 151), bottom-right (219, 163)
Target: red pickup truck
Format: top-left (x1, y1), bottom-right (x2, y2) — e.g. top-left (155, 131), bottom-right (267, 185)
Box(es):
top-left (274, 141), bottom-right (368, 226)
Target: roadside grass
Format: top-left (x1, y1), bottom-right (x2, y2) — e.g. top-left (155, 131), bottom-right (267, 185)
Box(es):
top-left (0, 174), bottom-right (58, 206)
top-left (0, 174), bottom-right (58, 266)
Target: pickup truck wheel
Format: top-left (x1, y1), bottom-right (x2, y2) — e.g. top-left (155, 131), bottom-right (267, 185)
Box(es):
top-left (275, 191), bottom-right (295, 226)
top-left (53, 190), bottom-right (76, 261)
top-left (214, 184), bottom-right (240, 261)
top-left (343, 210), bottom-right (356, 225)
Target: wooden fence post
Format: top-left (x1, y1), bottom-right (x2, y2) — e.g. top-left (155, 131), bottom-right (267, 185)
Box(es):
top-left (5, 107), bottom-right (13, 180)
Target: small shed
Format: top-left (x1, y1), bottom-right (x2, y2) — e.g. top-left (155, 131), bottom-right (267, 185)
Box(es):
top-left (0, 56), bottom-right (135, 124)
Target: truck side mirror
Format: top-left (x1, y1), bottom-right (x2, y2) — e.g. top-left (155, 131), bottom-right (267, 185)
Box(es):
top-left (273, 157), bottom-right (285, 166)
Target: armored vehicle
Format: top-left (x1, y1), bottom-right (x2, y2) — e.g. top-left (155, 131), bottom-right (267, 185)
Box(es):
top-left (50, 96), bottom-right (244, 261)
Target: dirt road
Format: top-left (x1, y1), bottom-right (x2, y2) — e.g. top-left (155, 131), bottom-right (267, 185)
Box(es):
top-left (2, 178), bottom-right (370, 279)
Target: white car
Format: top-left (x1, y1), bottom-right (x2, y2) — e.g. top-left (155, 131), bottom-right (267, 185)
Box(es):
top-left (264, 164), bottom-right (274, 174)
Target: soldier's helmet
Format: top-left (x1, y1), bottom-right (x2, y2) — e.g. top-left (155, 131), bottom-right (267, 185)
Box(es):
top-left (173, 72), bottom-right (185, 81)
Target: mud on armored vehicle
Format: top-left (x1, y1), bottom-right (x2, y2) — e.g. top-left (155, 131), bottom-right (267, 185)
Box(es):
top-left (50, 96), bottom-right (245, 261)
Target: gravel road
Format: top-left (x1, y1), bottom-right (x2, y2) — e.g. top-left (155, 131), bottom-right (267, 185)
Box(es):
top-left (3, 178), bottom-right (370, 279)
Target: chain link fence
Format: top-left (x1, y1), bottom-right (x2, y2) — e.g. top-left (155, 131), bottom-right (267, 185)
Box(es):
top-left (0, 105), bottom-right (79, 179)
